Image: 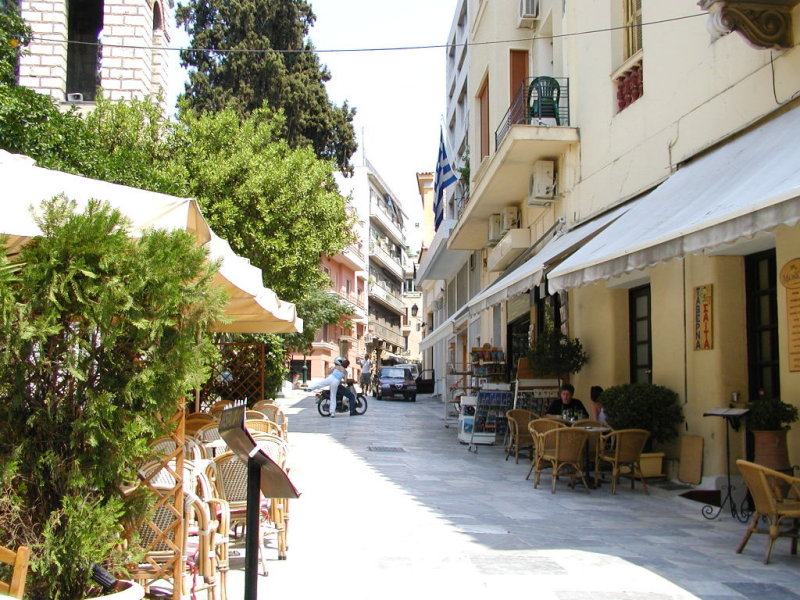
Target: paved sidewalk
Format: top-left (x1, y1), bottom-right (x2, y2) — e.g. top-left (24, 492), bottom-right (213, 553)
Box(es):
top-left (227, 390), bottom-right (800, 600)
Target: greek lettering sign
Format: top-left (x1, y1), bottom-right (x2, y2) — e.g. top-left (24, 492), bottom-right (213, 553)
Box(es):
top-left (694, 284), bottom-right (713, 350)
top-left (779, 258), bottom-right (800, 372)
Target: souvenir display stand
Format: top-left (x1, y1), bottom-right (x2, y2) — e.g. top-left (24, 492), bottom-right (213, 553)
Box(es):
top-left (466, 384), bottom-right (514, 451)
top-left (445, 363), bottom-right (476, 428)
top-left (513, 378), bottom-right (561, 414)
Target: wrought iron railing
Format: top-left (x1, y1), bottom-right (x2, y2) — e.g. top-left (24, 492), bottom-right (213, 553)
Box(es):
top-left (495, 76), bottom-right (570, 148)
top-left (369, 320), bottom-right (405, 348)
top-left (368, 280), bottom-right (405, 312)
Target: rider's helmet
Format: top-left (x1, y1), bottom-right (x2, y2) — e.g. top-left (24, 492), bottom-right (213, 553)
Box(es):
top-left (334, 356), bottom-right (346, 366)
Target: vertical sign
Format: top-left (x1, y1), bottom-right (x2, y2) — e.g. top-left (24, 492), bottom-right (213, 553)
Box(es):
top-left (779, 258), bottom-right (800, 372)
top-left (694, 284), bottom-right (713, 350)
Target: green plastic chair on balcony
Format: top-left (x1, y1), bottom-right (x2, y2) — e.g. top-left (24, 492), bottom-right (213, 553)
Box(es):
top-left (528, 76), bottom-right (561, 125)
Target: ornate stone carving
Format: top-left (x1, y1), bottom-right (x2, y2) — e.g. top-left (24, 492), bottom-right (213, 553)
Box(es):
top-left (698, 0), bottom-right (800, 49)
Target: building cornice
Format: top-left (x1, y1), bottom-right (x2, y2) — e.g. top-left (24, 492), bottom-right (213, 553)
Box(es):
top-left (699, 0), bottom-right (800, 49)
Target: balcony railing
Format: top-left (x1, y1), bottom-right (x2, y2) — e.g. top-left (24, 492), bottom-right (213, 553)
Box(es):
top-left (495, 76), bottom-right (570, 149)
top-left (369, 320), bottom-right (405, 348)
top-left (368, 280), bottom-right (405, 313)
top-left (329, 289), bottom-right (366, 312)
top-left (369, 241), bottom-right (403, 276)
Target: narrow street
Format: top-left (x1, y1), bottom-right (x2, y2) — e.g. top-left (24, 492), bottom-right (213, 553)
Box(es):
top-left (226, 390), bottom-right (800, 600)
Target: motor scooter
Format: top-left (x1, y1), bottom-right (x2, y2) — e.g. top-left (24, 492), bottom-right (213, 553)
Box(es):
top-left (315, 380), bottom-right (368, 417)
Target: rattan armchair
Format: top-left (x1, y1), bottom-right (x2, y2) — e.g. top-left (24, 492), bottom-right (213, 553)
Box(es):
top-left (0, 544), bottom-right (29, 599)
top-left (526, 418), bottom-right (567, 480)
top-left (208, 452), bottom-right (282, 573)
top-left (736, 459), bottom-right (800, 563)
top-left (505, 409), bottom-right (537, 463)
top-left (594, 429), bottom-right (650, 494)
top-left (253, 403), bottom-right (288, 437)
top-left (246, 419), bottom-right (284, 438)
top-left (534, 427), bottom-right (591, 494)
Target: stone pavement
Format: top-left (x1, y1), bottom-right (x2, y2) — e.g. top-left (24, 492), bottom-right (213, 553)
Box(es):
top-left (226, 390), bottom-right (800, 600)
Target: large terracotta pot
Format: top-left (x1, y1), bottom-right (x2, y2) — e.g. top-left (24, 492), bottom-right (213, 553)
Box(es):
top-left (752, 429), bottom-right (791, 472)
top-left (91, 581), bottom-right (145, 600)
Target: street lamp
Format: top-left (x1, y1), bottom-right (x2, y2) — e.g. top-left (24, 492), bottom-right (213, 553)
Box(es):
top-left (411, 304), bottom-right (418, 317)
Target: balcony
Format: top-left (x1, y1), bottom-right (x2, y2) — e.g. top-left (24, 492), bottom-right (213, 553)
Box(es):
top-left (369, 241), bottom-right (404, 279)
top-left (368, 280), bottom-right (405, 314)
top-left (487, 228), bottom-right (531, 272)
top-left (335, 242), bottom-right (367, 271)
top-left (369, 200), bottom-right (404, 244)
top-left (369, 320), bottom-right (405, 349)
top-left (448, 77), bottom-right (579, 251)
top-left (329, 289), bottom-right (367, 317)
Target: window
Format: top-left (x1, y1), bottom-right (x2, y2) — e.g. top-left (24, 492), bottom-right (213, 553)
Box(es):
top-left (629, 285), bottom-right (652, 383)
top-left (66, 0), bottom-right (103, 101)
top-left (478, 77), bottom-right (490, 160)
top-left (746, 250), bottom-right (779, 400)
top-left (624, 0), bottom-right (642, 60)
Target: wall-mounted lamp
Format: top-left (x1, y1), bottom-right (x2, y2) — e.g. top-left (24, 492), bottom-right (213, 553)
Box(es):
top-left (411, 304), bottom-right (419, 317)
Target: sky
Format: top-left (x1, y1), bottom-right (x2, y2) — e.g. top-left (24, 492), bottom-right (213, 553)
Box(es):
top-left (307, 0), bottom-right (459, 216)
top-left (169, 0), bottom-right (459, 238)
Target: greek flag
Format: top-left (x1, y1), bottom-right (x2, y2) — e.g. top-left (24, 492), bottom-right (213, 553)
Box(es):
top-left (433, 131), bottom-right (457, 229)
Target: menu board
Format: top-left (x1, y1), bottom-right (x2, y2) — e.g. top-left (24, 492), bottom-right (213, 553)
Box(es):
top-left (780, 258), bottom-right (800, 372)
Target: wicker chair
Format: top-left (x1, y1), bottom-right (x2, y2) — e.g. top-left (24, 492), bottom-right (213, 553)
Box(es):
top-left (251, 433), bottom-right (291, 560)
top-left (594, 429), bottom-right (650, 494)
top-left (252, 399), bottom-right (276, 412)
top-left (254, 404), bottom-right (288, 437)
top-left (185, 412), bottom-right (215, 435)
top-left (0, 544), bottom-right (30, 599)
top-left (534, 427), bottom-right (591, 494)
top-left (736, 459), bottom-right (800, 563)
top-left (246, 419), bottom-right (284, 438)
top-left (505, 409), bottom-right (537, 463)
top-left (210, 400), bottom-right (234, 419)
top-left (208, 452), bottom-right (282, 572)
top-left (245, 410), bottom-right (267, 421)
top-left (571, 419), bottom-right (605, 428)
top-left (126, 483), bottom-right (220, 600)
top-left (526, 418), bottom-right (567, 480)
top-left (194, 471), bottom-right (232, 600)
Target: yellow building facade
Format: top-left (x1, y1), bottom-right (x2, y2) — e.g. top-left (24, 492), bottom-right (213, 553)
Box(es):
top-left (449, 0), bottom-right (800, 485)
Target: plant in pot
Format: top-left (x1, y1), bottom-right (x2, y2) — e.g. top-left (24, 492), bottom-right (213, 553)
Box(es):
top-left (0, 199), bottom-right (226, 600)
top-left (600, 383), bottom-right (684, 477)
top-left (746, 394), bottom-right (799, 471)
top-left (526, 328), bottom-right (589, 381)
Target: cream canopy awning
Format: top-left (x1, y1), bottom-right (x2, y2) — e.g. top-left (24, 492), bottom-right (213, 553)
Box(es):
top-left (548, 105), bottom-right (800, 292)
top-left (0, 151), bottom-right (302, 334)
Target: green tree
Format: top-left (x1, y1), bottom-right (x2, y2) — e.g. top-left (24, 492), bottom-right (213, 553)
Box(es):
top-left (0, 198), bottom-right (226, 600)
top-left (0, 0), bottom-right (30, 85)
top-left (176, 0), bottom-right (357, 173)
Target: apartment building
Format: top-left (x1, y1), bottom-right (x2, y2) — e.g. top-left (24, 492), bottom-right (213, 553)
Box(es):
top-left (16, 0), bottom-right (171, 108)
top-left (421, 0), bottom-right (800, 485)
top-left (417, 0), bottom-right (475, 397)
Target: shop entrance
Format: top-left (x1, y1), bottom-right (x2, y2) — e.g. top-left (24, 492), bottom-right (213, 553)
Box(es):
top-left (745, 249), bottom-right (780, 401)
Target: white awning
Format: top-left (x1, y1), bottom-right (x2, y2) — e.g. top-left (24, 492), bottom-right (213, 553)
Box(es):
top-left (419, 315), bottom-right (455, 352)
top-left (0, 151), bottom-right (302, 334)
top-left (468, 205), bottom-right (629, 314)
top-left (548, 106), bottom-right (800, 292)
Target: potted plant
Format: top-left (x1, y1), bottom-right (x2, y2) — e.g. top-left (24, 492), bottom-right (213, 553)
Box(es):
top-left (600, 383), bottom-right (684, 477)
top-left (0, 200), bottom-right (225, 600)
top-left (746, 394), bottom-right (799, 471)
top-left (526, 328), bottom-right (589, 381)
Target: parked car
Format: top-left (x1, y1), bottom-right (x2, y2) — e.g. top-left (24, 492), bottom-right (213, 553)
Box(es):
top-left (415, 369), bottom-right (435, 394)
top-left (375, 366), bottom-right (417, 401)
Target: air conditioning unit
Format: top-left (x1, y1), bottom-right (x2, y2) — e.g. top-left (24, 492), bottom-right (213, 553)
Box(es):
top-left (518, 0), bottom-right (540, 28)
top-left (528, 160), bottom-right (556, 206)
top-left (487, 214), bottom-right (503, 246)
top-left (501, 206), bottom-right (519, 232)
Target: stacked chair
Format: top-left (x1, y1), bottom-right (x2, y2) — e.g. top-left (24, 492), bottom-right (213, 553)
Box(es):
top-left (0, 544), bottom-right (29, 599)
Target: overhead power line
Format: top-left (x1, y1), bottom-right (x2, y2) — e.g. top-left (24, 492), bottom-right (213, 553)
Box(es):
top-left (30, 12), bottom-right (705, 55)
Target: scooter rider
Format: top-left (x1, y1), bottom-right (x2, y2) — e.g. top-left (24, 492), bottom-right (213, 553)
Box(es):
top-left (309, 356), bottom-right (357, 417)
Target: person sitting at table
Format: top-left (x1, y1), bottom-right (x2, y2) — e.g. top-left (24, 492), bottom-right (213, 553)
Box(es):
top-left (590, 385), bottom-right (608, 424)
top-left (546, 383), bottom-right (588, 421)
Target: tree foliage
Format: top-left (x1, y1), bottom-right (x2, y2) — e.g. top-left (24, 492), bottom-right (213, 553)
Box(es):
top-left (0, 1), bottom-right (30, 85)
top-left (176, 0), bottom-right (357, 174)
top-left (0, 199), bottom-right (226, 600)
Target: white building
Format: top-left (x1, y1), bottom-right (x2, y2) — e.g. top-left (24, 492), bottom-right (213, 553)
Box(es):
top-left (17, 0), bottom-right (172, 108)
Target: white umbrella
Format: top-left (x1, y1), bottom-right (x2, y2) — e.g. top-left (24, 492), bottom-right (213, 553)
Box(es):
top-left (0, 150), bottom-right (302, 334)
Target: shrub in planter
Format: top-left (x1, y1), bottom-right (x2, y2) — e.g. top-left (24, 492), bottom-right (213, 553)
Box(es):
top-left (746, 395), bottom-right (799, 431)
top-left (0, 199), bottom-right (226, 600)
top-left (601, 383), bottom-right (684, 446)
top-left (527, 328), bottom-right (589, 380)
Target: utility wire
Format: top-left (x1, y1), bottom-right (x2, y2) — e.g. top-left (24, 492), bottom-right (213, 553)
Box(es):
top-left (30, 12), bottom-right (705, 55)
